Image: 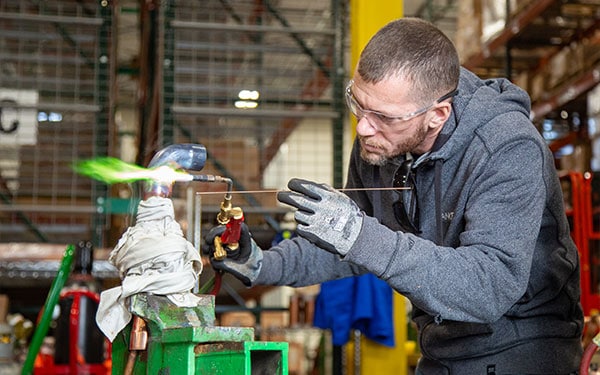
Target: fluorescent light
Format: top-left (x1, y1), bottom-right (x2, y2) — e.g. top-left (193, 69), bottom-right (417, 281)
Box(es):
top-left (238, 89), bottom-right (260, 101)
top-left (48, 112), bottom-right (62, 122)
top-left (234, 100), bottom-right (258, 109)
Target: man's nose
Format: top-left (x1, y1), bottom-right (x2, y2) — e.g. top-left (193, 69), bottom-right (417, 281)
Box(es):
top-left (355, 115), bottom-right (377, 136)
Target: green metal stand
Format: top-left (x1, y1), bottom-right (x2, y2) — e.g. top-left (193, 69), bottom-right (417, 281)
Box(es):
top-left (22, 244), bottom-right (75, 375)
top-left (110, 294), bottom-right (288, 374)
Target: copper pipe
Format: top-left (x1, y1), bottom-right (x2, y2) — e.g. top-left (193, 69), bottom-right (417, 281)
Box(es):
top-left (124, 316), bottom-right (148, 375)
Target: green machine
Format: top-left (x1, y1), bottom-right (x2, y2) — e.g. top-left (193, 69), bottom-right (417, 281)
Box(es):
top-left (111, 294), bottom-right (288, 375)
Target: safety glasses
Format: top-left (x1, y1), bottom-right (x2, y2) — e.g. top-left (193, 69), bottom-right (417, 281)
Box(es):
top-left (345, 79), bottom-right (458, 130)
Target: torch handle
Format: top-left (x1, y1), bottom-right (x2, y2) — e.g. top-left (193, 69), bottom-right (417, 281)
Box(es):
top-left (209, 202), bottom-right (244, 296)
top-left (212, 208), bottom-right (244, 261)
top-left (220, 212), bottom-right (244, 245)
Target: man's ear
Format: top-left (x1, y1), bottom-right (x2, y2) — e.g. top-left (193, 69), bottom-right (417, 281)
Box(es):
top-left (429, 102), bottom-right (452, 128)
top-left (428, 101), bottom-right (452, 129)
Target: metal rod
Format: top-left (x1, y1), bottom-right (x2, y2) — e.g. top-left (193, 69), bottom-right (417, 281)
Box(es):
top-left (195, 186), bottom-right (411, 196)
top-left (0, 11), bottom-right (104, 25)
top-left (171, 105), bottom-right (338, 119)
top-left (0, 204), bottom-right (97, 213)
top-left (186, 187), bottom-right (194, 242)
top-left (4, 102), bottom-right (100, 112)
top-left (175, 39), bottom-right (330, 55)
top-left (171, 20), bottom-right (335, 36)
top-left (354, 330), bottom-right (361, 375)
top-left (193, 194), bottom-right (202, 294)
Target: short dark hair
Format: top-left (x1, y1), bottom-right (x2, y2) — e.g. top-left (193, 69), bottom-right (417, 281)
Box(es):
top-left (357, 18), bottom-right (460, 105)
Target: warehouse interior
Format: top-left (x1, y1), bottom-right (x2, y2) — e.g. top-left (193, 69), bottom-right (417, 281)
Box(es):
top-left (1, 0), bottom-right (600, 373)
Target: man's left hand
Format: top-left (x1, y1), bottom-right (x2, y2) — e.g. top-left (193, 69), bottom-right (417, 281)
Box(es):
top-left (277, 178), bottom-right (363, 256)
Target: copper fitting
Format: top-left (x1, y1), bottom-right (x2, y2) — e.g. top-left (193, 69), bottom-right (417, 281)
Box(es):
top-left (129, 316), bottom-right (148, 351)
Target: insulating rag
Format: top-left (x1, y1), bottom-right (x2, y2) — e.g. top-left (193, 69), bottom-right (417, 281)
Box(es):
top-left (96, 196), bottom-right (202, 341)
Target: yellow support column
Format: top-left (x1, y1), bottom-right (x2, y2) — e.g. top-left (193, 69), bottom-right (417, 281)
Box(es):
top-left (350, 0), bottom-right (403, 71)
top-left (347, 2), bottom-right (409, 374)
top-left (349, 0), bottom-right (404, 136)
top-left (345, 293), bottom-right (409, 375)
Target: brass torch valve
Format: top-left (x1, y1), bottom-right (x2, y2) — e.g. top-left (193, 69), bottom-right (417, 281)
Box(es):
top-left (213, 194), bottom-right (244, 260)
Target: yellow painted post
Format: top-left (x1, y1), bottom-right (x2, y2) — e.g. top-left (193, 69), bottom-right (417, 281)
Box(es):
top-left (345, 293), bottom-right (409, 375)
top-left (350, 0), bottom-right (403, 71)
top-left (347, 4), bottom-right (408, 374)
top-left (348, 0), bottom-right (404, 135)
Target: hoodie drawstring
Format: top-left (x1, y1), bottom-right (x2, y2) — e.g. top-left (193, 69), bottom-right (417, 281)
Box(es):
top-left (434, 160), bottom-right (444, 245)
top-left (372, 159), bottom-right (444, 244)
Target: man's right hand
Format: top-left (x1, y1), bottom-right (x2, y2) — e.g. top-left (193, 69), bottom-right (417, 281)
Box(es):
top-left (202, 223), bottom-right (263, 286)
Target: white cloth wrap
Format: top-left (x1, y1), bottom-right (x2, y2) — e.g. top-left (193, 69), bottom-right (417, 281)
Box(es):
top-left (96, 196), bottom-right (202, 342)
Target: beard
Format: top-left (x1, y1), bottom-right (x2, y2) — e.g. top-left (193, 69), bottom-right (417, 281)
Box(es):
top-left (359, 121), bottom-right (429, 166)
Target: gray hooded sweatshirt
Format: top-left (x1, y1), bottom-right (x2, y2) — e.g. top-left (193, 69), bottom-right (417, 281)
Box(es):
top-left (255, 68), bottom-right (583, 374)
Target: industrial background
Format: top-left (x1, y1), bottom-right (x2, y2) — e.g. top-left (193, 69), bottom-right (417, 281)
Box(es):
top-left (0, 0), bottom-right (600, 374)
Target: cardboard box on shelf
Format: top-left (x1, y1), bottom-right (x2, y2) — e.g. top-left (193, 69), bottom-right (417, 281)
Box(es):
top-left (261, 311), bottom-right (288, 331)
top-left (219, 311), bottom-right (256, 328)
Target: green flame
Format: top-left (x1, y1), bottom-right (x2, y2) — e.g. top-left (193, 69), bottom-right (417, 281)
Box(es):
top-left (74, 157), bottom-right (195, 185)
top-left (73, 157), bottom-right (151, 184)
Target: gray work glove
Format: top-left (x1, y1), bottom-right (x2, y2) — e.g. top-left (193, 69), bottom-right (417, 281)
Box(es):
top-left (277, 178), bottom-right (363, 256)
top-left (202, 223), bottom-right (263, 286)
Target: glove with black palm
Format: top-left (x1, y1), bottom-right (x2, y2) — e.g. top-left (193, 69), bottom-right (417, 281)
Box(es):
top-left (202, 223), bottom-right (263, 286)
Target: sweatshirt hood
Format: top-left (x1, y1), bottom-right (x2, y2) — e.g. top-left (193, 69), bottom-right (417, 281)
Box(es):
top-left (408, 68), bottom-right (534, 245)
top-left (420, 67), bottom-right (532, 165)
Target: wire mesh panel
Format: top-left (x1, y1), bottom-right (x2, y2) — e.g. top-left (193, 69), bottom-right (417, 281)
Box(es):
top-left (163, 0), bottom-right (343, 228)
top-left (0, 1), bottom-right (110, 244)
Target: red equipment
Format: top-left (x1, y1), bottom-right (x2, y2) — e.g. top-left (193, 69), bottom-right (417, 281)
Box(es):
top-left (34, 290), bottom-right (110, 374)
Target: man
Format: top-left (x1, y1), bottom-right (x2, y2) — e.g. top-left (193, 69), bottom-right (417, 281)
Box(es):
top-left (204, 18), bottom-right (583, 374)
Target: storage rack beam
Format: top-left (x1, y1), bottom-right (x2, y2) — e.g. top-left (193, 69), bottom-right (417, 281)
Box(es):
top-left (462, 0), bottom-right (554, 71)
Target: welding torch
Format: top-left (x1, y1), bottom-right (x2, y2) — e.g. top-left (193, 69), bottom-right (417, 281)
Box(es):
top-left (192, 174), bottom-right (244, 295)
top-left (142, 144), bottom-right (245, 295)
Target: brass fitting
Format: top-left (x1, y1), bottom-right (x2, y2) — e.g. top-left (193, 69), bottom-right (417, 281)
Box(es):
top-left (213, 236), bottom-right (227, 260)
top-left (213, 194), bottom-right (244, 260)
top-left (216, 195), bottom-right (233, 225)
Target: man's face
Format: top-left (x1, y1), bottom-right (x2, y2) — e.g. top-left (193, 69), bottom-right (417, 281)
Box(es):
top-left (347, 75), bottom-right (433, 166)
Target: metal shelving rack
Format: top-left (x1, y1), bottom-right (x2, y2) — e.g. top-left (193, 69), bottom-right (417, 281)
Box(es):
top-left (459, 0), bottom-right (600, 123)
top-left (0, 0), bottom-right (347, 247)
top-left (0, 0), bottom-right (112, 245)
